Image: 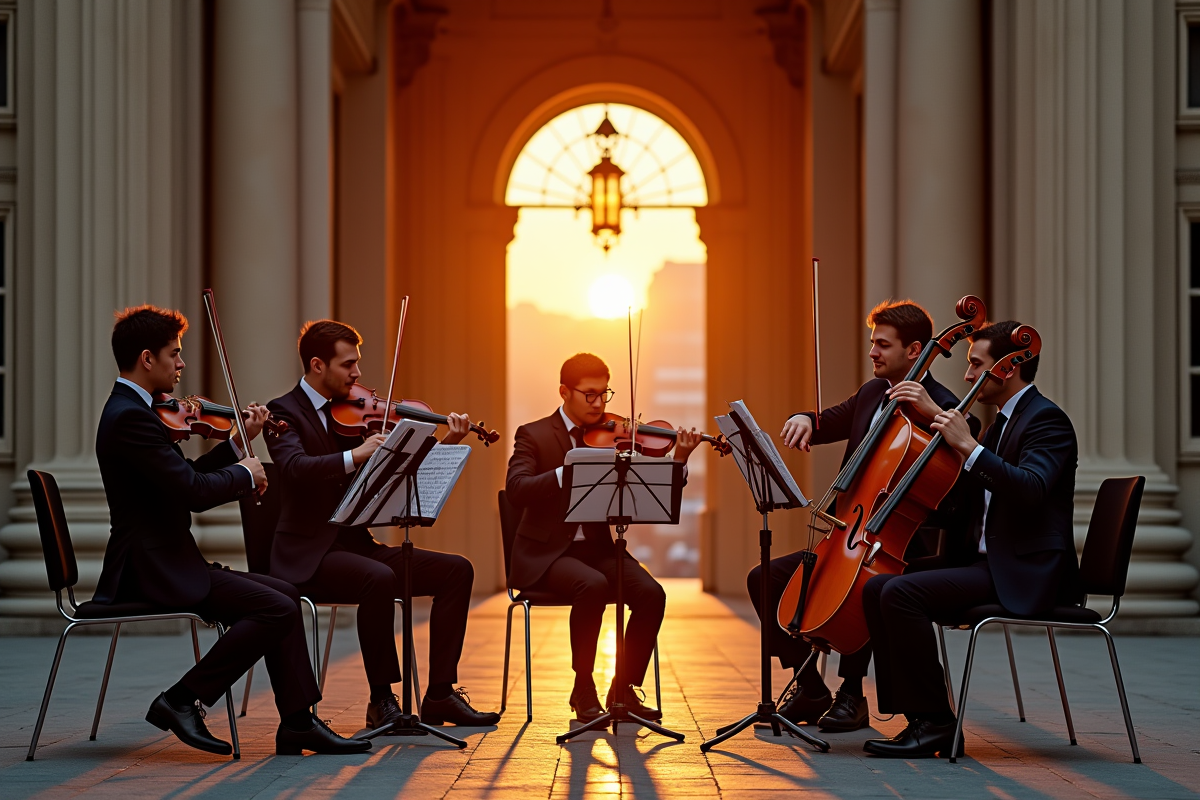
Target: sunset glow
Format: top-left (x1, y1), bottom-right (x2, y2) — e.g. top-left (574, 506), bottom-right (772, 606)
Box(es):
top-left (588, 274), bottom-right (637, 319)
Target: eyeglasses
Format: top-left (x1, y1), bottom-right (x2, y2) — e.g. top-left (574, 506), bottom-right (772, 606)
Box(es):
top-left (570, 386), bottom-right (616, 404)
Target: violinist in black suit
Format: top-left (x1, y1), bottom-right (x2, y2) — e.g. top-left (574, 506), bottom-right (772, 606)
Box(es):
top-left (749, 300), bottom-right (977, 733)
top-left (505, 353), bottom-right (702, 725)
top-left (265, 320), bottom-right (499, 730)
top-left (94, 305), bottom-right (368, 757)
top-left (861, 320), bottom-right (1080, 758)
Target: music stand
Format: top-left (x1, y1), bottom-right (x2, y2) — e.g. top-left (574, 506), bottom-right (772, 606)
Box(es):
top-left (554, 447), bottom-right (687, 744)
top-left (699, 402), bottom-right (830, 753)
top-left (330, 420), bottom-right (469, 749)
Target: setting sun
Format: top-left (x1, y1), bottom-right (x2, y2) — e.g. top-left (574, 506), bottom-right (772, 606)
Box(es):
top-left (588, 274), bottom-right (637, 319)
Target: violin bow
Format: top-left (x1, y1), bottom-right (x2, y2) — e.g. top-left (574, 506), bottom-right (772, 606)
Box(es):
top-left (811, 257), bottom-right (822, 430)
top-left (381, 295), bottom-right (410, 436)
top-left (201, 288), bottom-right (260, 503)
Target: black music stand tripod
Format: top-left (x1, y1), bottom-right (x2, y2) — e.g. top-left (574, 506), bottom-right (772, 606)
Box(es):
top-left (350, 432), bottom-right (467, 749)
top-left (700, 412), bottom-right (829, 753)
top-left (556, 450), bottom-right (686, 745)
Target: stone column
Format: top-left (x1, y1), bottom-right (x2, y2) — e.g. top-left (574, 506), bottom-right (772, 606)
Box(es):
top-left (991, 0), bottom-right (1197, 618)
top-left (895, 0), bottom-right (986, 320)
top-left (210, 0), bottom-right (300, 408)
top-left (0, 0), bottom-right (207, 623)
top-left (297, 0), bottom-right (333, 322)
top-left (862, 0), bottom-right (898, 362)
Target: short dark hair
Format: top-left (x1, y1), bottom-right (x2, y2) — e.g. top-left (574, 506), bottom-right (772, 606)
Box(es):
top-left (866, 300), bottom-right (934, 348)
top-left (970, 320), bottom-right (1040, 382)
top-left (560, 353), bottom-right (610, 387)
top-left (298, 319), bottom-right (363, 371)
top-left (112, 305), bottom-right (189, 371)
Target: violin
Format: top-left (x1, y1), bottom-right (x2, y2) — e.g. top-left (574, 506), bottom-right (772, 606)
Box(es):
top-left (154, 394), bottom-right (288, 443)
top-left (329, 383), bottom-right (501, 446)
top-left (778, 323), bottom-right (1041, 657)
top-left (774, 295), bottom-right (986, 653)
top-left (582, 413), bottom-right (731, 457)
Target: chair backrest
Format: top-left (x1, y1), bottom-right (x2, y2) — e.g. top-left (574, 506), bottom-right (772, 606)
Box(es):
top-left (1078, 476), bottom-right (1145, 598)
top-left (27, 470), bottom-right (78, 592)
top-left (498, 489), bottom-right (521, 580)
top-left (238, 462), bottom-right (282, 575)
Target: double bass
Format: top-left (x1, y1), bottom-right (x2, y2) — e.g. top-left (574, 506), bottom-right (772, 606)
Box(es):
top-left (775, 295), bottom-right (987, 653)
top-left (779, 323), bottom-right (1041, 656)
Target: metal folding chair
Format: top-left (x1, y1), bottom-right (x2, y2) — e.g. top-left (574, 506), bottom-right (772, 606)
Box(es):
top-left (497, 490), bottom-right (661, 723)
top-left (24, 470), bottom-right (241, 761)
top-left (935, 476), bottom-right (1145, 764)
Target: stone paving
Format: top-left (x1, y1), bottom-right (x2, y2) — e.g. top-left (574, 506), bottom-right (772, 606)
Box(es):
top-left (1, 579), bottom-right (1197, 799)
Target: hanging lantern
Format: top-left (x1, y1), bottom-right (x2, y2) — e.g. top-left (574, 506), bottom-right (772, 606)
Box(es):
top-left (585, 113), bottom-right (625, 252)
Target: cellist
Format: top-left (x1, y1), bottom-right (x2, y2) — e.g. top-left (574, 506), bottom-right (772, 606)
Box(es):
top-left (747, 300), bottom-right (977, 732)
top-left (861, 320), bottom-right (1081, 758)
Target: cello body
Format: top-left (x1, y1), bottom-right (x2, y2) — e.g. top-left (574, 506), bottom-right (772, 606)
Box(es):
top-left (775, 409), bottom-right (963, 655)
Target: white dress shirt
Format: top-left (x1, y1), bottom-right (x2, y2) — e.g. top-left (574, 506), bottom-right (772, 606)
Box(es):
top-left (963, 383), bottom-right (1034, 554)
top-left (121, 377), bottom-right (256, 491)
top-left (299, 378), bottom-right (357, 474)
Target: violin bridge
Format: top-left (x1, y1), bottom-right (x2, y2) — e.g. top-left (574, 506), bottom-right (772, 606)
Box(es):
top-left (813, 509), bottom-right (847, 530)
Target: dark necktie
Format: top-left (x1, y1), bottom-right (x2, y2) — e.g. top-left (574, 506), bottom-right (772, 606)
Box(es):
top-left (569, 426), bottom-right (585, 449)
top-left (986, 412), bottom-right (1008, 452)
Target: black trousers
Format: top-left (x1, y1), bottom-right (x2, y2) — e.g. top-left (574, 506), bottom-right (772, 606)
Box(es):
top-left (528, 539), bottom-right (666, 688)
top-left (123, 567), bottom-right (321, 717)
top-left (863, 558), bottom-right (996, 716)
top-left (747, 548), bottom-right (871, 680)
top-left (294, 537), bottom-right (474, 689)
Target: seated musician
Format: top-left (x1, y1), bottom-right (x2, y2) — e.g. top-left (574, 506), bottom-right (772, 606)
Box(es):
top-left (862, 320), bottom-right (1080, 758)
top-left (95, 306), bottom-right (368, 756)
top-left (265, 320), bottom-right (500, 730)
top-left (749, 300), bottom-right (976, 732)
top-left (504, 353), bottom-right (701, 725)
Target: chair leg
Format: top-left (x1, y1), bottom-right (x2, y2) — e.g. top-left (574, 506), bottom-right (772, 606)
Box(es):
top-left (653, 641), bottom-right (662, 712)
top-left (501, 602), bottom-right (515, 715)
top-left (817, 650), bottom-right (827, 680)
top-left (216, 624), bottom-right (241, 760)
top-left (411, 636), bottom-right (422, 717)
top-left (191, 619), bottom-right (201, 663)
top-left (949, 624), bottom-right (985, 764)
top-left (302, 597), bottom-right (319, 716)
top-left (1003, 624), bottom-right (1026, 722)
top-left (26, 622), bottom-right (75, 761)
top-left (90, 623), bottom-right (122, 739)
top-left (1099, 626), bottom-right (1141, 763)
top-left (320, 606), bottom-right (338, 692)
top-left (523, 602), bottom-right (533, 723)
top-left (240, 664), bottom-right (254, 718)
top-left (936, 624), bottom-right (956, 715)
top-left (1045, 628), bottom-right (1075, 744)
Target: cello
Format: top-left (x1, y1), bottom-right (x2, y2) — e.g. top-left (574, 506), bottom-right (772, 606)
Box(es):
top-left (775, 295), bottom-right (987, 650)
top-left (780, 324), bottom-right (1041, 656)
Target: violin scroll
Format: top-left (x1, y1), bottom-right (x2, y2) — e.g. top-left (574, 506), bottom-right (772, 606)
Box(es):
top-left (987, 324), bottom-right (1042, 382)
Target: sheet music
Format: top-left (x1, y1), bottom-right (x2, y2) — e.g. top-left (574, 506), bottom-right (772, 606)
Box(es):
top-left (411, 445), bottom-right (471, 520)
top-left (722, 400), bottom-right (809, 509)
top-left (563, 448), bottom-right (682, 525)
top-left (330, 419), bottom-right (437, 525)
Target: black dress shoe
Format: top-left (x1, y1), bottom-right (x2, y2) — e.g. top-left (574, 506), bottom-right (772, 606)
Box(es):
top-left (776, 681), bottom-right (833, 726)
top-left (606, 682), bottom-right (663, 721)
top-left (569, 685), bottom-right (609, 726)
top-left (818, 690), bottom-right (869, 732)
top-left (145, 692), bottom-right (232, 756)
top-left (863, 717), bottom-right (962, 758)
top-left (276, 715), bottom-right (371, 755)
top-left (421, 688), bottom-right (501, 726)
top-left (365, 694), bottom-right (404, 731)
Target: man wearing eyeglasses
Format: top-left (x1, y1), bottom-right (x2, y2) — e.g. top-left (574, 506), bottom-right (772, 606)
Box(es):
top-left (505, 353), bottom-right (702, 726)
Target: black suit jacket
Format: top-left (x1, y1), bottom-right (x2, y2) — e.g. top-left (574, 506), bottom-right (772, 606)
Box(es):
top-left (967, 385), bottom-right (1081, 615)
top-left (265, 381), bottom-right (375, 585)
top-left (94, 382), bottom-right (253, 606)
top-left (505, 411), bottom-right (632, 590)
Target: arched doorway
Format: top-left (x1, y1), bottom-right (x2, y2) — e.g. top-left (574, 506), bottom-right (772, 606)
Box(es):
top-left (504, 103), bottom-right (708, 576)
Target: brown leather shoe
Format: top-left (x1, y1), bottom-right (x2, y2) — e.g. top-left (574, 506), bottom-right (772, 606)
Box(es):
top-left (421, 688), bottom-right (501, 726)
top-left (569, 685), bottom-right (609, 726)
top-left (606, 682), bottom-right (663, 721)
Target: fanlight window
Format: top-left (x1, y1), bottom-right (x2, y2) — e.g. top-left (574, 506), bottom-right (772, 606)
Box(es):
top-left (505, 104), bottom-right (708, 209)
